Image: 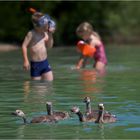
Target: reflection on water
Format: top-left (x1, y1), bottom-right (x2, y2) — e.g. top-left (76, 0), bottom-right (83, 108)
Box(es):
top-left (79, 69), bottom-right (106, 96)
top-left (16, 125), bottom-right (26, 139)
top-left (23, 80), bottom-right (54, 104)
top-left (98, 124), bottom-right (105, 139)
top-left (79, 69), bottom-right (98, 93)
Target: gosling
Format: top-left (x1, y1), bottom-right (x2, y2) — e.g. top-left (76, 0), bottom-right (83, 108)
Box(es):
top-left (71, 106), bottom-right (96, 122)
top-left (46, 102), bottom-right (69, 120)
top-left (95, 103), bottom-right (117, 123)
top-left (11, 109), bottom-right (57, 124)
top-left (83, 97), bottom-right (116, 119)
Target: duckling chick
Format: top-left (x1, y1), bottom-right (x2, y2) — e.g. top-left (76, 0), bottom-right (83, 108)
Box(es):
top-left (71, 106), bottom-right (96, 122)
top-left (83, 97), bottom-right (116, 119)
top-left (46, 102), bottom-right (69, 120)
top-left (95, 103), bottom-right (117, 123)
top-left (11, 109), bottom-right (57, 124)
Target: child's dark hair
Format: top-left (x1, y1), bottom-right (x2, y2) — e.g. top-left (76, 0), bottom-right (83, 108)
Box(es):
top-left (31, 12), bottom-right (44, 27)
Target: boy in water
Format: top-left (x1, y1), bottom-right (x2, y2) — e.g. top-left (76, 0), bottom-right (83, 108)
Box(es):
top-left (22, 12), bottom-right (56, 81)
top-left (76, 22), bottom-right (107, 72)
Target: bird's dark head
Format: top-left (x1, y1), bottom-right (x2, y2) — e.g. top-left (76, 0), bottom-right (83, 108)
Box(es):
top-left (98, 103), bottom-right (104, 110)
top-left (46, 101), bottom-right (52, 106)
top-left (70, 106), bottom-right (80, 113)
top-left (11, 110), bottom-right (25, 118)
top-left (83, 97), bottom-right (91, 103)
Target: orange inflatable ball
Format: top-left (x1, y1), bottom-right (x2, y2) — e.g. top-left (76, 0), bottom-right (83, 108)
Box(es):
top-left (77, 40), bottom-right (96, 57)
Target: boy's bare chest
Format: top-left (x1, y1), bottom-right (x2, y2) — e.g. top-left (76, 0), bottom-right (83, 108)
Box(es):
top-left (33, 33), bottom-right (46, 42)
top-left (30, 33), bottom-right (46, 47)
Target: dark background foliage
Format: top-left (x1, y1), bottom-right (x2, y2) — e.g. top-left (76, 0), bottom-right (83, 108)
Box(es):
top-left (0, 1), bottom-right (140, 46)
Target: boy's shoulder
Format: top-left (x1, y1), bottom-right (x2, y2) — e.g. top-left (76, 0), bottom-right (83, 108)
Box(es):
top-left (26, 30), bottom-right (35, 38)
top-left (28, 29), bottom-right (34, 34)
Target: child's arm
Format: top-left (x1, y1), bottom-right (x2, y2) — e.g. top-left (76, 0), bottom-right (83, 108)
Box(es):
top-left (76, 55), bottom-right (87, 69)
top-left (22, 31), bottom-right (32, 70)
top-left (45, 32), bottom-right (54, 48)
top-left (76, 58), bottom-right (84, 69)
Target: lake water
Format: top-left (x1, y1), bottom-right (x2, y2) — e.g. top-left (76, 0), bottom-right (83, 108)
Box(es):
top-left (0, 45), bottom-right (140, 139)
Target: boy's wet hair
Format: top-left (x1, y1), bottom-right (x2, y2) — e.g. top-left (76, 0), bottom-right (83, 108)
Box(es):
top-left (31, 12), bottom-right (45, 27)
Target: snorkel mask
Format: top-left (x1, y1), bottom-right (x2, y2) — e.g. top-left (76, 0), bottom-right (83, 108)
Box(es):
top-left (30, 8), bottom-right (56, 32)
top-left (33, 14), bottom-right (56, 32)
top-left (39, 14), bottom-right (56, 32)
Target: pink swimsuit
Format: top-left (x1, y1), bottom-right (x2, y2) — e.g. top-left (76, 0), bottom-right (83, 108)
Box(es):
top-left (94, 43), bottom-right (107, 65)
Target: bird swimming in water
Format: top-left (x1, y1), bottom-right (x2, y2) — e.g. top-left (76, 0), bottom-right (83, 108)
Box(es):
top-left (46, 102), bottom-right (69, 120)
top-left (70, 106), bottom-right (96, 122)
top-left (11, 109), bottom-right (57, 124)
top-left (83, 97), bottom-right (116, 119)
top-left (95, 103), bottom-right (117, 123)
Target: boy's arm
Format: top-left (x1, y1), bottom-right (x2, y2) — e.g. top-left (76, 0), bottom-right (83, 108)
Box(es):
top-left (22, 31), bottom-right (32, 70)
top-left (45, 32), bottom-right (54, 48)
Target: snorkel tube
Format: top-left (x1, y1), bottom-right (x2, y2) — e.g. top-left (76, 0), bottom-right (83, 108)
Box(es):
top-left (29, 7), bottom-right (37, 14)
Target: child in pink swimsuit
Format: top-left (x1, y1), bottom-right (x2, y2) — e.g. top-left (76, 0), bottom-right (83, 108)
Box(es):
top-left (94, 42), bottom-right (107, 67)
top-left (75, 22), bottom-right (107, 72)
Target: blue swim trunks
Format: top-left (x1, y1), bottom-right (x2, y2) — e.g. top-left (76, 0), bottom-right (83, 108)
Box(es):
top-left (30, 59), bottom-right (52, 77)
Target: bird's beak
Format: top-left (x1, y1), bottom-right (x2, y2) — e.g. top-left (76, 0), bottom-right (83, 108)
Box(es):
top-left (83, 98), bottom-right (87, 103)
top-left (11, 112), bottom-right (17, 116)
top-left (70, 108), bottom-right (75, 113)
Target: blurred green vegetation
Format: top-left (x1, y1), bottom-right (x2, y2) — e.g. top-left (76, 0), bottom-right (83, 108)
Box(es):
top-left (0, 1), bottom-right (140, 46)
